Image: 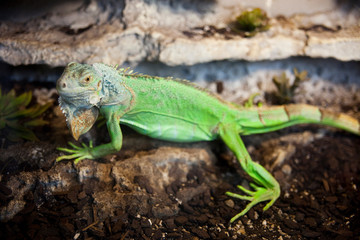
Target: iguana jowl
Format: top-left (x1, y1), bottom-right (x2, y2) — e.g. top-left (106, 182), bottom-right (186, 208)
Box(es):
top-left (56, 62), bottom-right (360, 222)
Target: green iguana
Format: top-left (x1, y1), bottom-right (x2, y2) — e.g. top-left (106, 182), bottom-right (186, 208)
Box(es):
top-left (56, 62), bottom-right (360, 223)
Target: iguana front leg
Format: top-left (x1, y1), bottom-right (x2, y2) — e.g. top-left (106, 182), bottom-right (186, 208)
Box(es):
top-left (219, 124), bottom-right (280, 223)
top-left (57, 113), bottom-right (123, 164)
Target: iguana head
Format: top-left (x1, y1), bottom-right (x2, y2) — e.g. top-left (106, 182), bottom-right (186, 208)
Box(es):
top-left (56, 62), bottom-right (131, 140)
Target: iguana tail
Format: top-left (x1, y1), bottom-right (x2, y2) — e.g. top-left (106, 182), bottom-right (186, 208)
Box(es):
top-left (238, 104), bottom-right (360, 136)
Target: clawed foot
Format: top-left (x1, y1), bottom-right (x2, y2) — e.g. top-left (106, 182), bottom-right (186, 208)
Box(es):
top-left (226, 182), bottom-right (280, 223)
top-left (56, 141), bottom-right (94, 164)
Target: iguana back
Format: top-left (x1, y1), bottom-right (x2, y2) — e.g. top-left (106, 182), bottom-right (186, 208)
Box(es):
top-left (121, 75), bottom-right (240, 142)
top-left (121, 74), bottom-right (360, 142)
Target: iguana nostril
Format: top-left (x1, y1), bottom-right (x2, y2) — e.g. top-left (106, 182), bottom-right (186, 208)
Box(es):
top-left (62, 82), bottom-right (66, 88)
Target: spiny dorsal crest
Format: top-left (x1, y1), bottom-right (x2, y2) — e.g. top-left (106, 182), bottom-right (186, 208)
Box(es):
top-left (109, 63), bottom-right (232, 107)
top-left (112, 65), bottom-right (139, 77)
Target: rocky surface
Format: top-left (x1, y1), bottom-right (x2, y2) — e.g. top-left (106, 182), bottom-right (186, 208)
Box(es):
top-left (0, 0), bottom-right (359, 67)
top-left (0, 0), bottom-right (359, 238)
top-left (0, 101), bottom-right (359, 239)
top-left (0, 142), bottom-right (218, 222)
top-left (0, 66), bottom-right (359, 238)
top-left (305, 26), bottom-right (360, 61)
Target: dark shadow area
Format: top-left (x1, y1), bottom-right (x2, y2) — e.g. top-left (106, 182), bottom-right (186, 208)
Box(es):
top-left (0, 0), bottom-right (85, 22)
top-left (336, 0), bottom-right (360, 11)
top-left (0, 62), bottom-right (64, 84)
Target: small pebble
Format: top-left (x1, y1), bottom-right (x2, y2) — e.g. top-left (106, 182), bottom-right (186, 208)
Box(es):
top-left (225, 199), bottom-right (235, 208)
top-left (281, 164), bottom-right (292, 175)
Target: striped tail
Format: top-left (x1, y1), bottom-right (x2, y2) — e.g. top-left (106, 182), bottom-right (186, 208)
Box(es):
top-left (238, 104), bottom-right (360, 136)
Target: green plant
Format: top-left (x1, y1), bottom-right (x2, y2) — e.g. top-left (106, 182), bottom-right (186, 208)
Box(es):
top-left (0, 87), bottom-right (51, 141)
top-left (232, 8), bottom-right (270, 37)
top-left (243, 93), bottom-right (263, 108)
top-left (272, 68), bottom-right (309, 104)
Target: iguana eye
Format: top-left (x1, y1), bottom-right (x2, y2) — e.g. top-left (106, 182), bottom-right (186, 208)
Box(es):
top-left (82, 76), bottom-right (92, 84)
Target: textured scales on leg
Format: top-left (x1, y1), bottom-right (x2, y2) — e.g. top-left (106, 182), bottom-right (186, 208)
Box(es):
top-left (219, 124), bottom-right (280, 223)
top-left (56, 62), bottom-right (360, 222)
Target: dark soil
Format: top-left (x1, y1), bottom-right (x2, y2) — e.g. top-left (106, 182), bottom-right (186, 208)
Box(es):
top-left (0, 86), bottom-right (359, 239)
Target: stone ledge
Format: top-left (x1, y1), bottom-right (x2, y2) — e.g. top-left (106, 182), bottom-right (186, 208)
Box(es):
top-left (158, 26), bottom-right (307, 65)
top-left (305, 26), bottom-right (360, 61)
top-left (1, 23), bottom-right (359, 67)
top-left (0, 0), bottom-right (359, 66)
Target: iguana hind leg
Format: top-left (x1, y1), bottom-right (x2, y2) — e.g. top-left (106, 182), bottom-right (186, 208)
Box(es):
top-left (219, 124), bottom-right (280, 223)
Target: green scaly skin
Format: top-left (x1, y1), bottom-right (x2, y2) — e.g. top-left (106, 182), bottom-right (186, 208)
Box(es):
top-left (56, 62), bottom-right (360, 223)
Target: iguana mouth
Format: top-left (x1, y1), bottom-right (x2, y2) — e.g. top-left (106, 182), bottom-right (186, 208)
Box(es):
top-left (58, 97), bottom-right (70, 121)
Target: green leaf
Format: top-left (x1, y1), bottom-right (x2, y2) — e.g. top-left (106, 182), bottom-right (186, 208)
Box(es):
top-left (6, 123), bottom-right (38, 141)
top-left (7, 128), bottom-right (38, 141)
top-left (0, 90), bottom-right (32, 115)
top-left (1, 95), bottom-right (17, 115)
top-left (0, 119), bottom-right (5, 129)
top-left (5, 119), bottom-right (22, 129)
top-left (244, 93), bottom-right (260, 108)
top-left (24, 118), bottom-right (48, 127)
top-left (0, 87), bottom-right (52, 142)
top-left (27, 102), bottom-right (51, 118)
top-left (7, 89), bottom-right (16, 97)
top-left (6, 108), bottom-right (33, 119)
top-left (14, 91), bottom-right (32, 108)
top-left (18, 128), bottom-right (38, 141)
